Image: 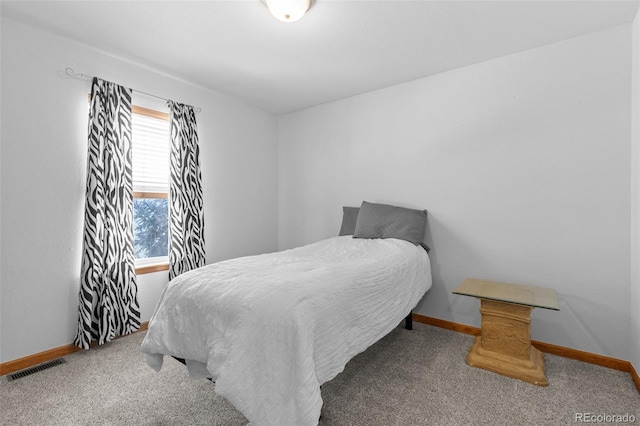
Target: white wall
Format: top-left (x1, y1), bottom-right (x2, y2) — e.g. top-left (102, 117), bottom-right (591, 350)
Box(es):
top-left (0, 18), bottom-right (279, 363)
top-left (631, 10), bottom-right (640, 374)
top-left (279, 25), bottom-right (632, 360)
top-left (1, 15), bottom-right (636, 369)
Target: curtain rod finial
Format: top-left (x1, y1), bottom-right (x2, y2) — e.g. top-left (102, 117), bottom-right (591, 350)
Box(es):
top-left (59, 67), bottom-right (91, 81)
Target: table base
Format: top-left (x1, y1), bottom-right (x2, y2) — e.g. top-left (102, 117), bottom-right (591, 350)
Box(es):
top-left (466, 299), bottom-right (548, 386)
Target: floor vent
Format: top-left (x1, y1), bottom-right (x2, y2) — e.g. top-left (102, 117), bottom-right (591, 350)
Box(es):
top-left (7, 358), bottom-right (67, 382)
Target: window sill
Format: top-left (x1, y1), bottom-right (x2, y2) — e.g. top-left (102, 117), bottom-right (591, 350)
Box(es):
top-left (136, 263), bottom-right (169, 275)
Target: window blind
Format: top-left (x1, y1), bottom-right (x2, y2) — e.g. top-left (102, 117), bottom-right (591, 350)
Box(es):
top-left (132, 112), bottom-right (170, 193)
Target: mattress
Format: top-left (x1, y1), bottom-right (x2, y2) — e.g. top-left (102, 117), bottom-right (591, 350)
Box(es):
top-left (141, 235), bottom-right (432, 426)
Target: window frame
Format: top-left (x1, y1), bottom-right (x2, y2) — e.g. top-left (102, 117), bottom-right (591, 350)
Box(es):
top-left (131, 105), bottom-right (170, 275)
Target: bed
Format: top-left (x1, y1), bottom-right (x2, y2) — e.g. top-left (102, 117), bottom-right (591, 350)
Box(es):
top-left (141, 201), bottom-right (432, 426)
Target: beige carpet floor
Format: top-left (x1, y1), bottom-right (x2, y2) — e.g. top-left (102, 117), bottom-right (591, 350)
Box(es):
top-left (1, 323), bottom-right (638, 425)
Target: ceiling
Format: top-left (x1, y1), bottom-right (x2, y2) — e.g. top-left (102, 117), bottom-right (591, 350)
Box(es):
top-left (1, 1), bottom-right (638, 114)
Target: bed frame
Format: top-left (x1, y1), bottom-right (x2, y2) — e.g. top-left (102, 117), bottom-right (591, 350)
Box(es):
top-left (404, 311), bottom-right (413, 330)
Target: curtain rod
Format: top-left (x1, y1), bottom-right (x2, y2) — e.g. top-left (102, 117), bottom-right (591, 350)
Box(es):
top-left (60, 67), bottom-right (202, 113)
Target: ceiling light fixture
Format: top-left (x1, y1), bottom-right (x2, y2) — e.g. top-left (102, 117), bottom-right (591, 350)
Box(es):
top-left (264, 0), bottom-right (311, 23)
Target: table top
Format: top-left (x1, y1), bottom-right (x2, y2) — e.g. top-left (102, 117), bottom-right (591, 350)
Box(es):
top-left (453, 278), bottom-right (560, 310)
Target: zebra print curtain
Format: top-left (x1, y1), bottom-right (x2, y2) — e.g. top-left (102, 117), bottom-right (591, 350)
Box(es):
top-left (168, 101), bottom-right (206, 280)
top-left (74, 77), bottom-right (140, 349)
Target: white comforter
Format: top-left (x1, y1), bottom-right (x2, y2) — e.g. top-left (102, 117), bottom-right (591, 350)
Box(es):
top-left (141, 236), bottom-right (431, 426)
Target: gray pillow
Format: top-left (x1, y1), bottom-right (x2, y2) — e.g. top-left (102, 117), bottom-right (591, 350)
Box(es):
top-left (353, 201), bottom-right (427, 245)
top-left (339, 206), bottom-right (360, 236)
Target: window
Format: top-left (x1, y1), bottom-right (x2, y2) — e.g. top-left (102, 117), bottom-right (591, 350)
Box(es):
top-left (131, 105), bottom-right (170, 274)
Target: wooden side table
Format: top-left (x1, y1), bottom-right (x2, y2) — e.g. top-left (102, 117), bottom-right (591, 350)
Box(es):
top-left (453, 278), bottom-right (559, 386)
